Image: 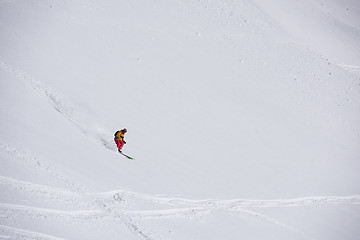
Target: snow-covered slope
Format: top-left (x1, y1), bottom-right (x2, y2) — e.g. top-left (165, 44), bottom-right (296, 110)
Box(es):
top-left (1, 0), bottom-right (359, 239)
top-left (253, 0), bottom-right (360, 65)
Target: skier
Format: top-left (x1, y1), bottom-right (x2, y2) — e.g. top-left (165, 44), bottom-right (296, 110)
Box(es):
top-left (114, 128), bottom-right (127, 153)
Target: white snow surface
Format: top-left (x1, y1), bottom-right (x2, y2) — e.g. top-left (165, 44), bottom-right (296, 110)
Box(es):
top-left (1, 0), bottom-right (360, 239)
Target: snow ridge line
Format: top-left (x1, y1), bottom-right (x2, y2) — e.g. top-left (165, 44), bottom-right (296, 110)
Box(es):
top-left (0, 203), bottom-right (103, 219)
top-left (124, 208), bottom-right (211, 221)
top-left (103, 190), bottom-right (360, 208)
top-left (0, 224), bottom-right (64, 240)
top-left (0, 176), bottom-right (78, 197)
top-left (0, 176), bottom-right (85, 209)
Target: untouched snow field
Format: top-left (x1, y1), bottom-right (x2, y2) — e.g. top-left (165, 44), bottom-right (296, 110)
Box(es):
top-left (1, 0), bottom-right (360, 239)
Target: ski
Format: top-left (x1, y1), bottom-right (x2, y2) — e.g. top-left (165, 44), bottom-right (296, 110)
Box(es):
top-left (119, 152), bottom-right (134, 160)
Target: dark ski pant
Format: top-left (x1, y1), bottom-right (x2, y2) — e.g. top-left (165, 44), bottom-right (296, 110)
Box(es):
top-left (115, 139), bottom-right (124, 150)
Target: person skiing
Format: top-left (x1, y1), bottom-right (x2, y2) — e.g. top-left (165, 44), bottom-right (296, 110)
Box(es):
top-left (114, 128), bottom-right (127, 153)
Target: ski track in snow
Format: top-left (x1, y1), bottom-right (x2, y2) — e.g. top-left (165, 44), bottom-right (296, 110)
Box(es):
top-left (107, 189), bottom-right (360, 207)
top-left (0, 59), bottom-right (78, 126)
top-left (0, 59), bottom-right (115, 151)
top-left (1, 173), bottom-right (360, 239)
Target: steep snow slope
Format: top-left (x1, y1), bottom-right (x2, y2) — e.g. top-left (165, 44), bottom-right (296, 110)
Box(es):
top-left (253, 0), bottom-right (360, 65)
top-left (1, 0), bottom-right (360, 239)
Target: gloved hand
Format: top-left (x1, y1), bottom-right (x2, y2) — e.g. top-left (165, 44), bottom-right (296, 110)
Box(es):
top-left (123, 141), bottom-right (127, 144)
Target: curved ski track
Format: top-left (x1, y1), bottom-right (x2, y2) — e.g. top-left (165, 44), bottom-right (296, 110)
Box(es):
top-left (1, 173), bottom-right (360, 239)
